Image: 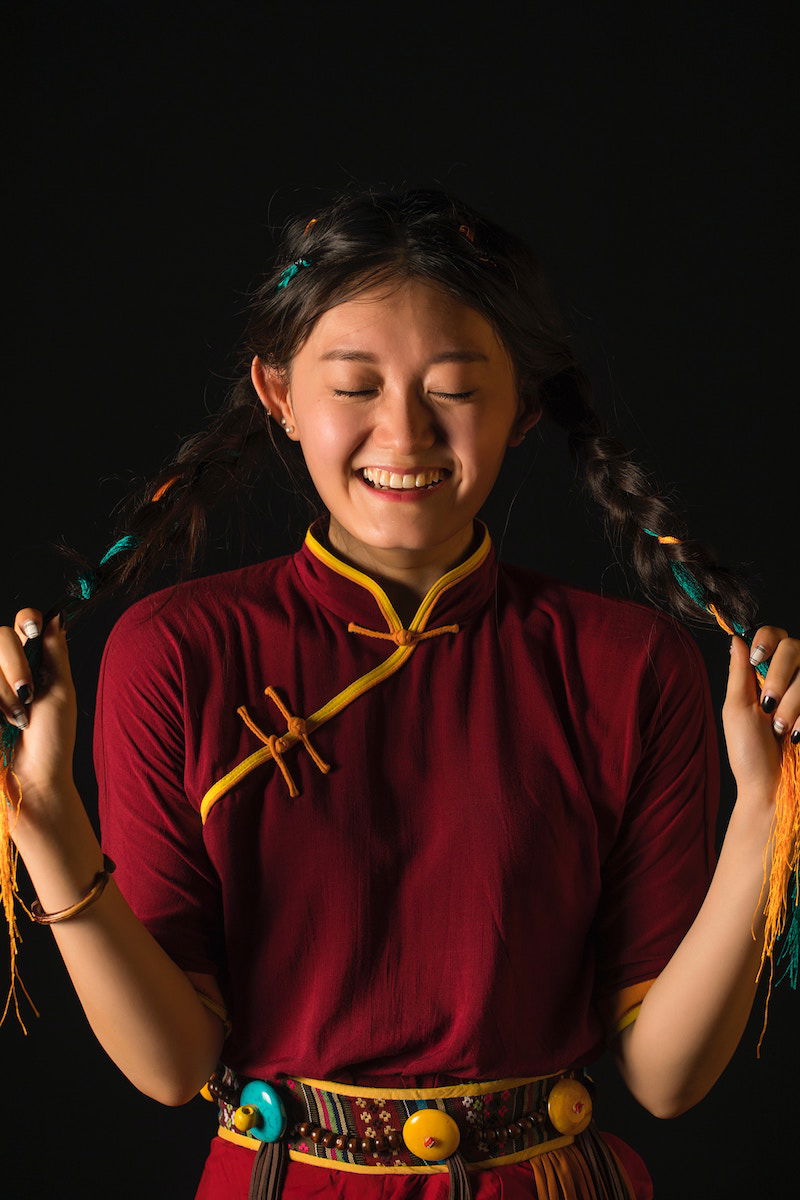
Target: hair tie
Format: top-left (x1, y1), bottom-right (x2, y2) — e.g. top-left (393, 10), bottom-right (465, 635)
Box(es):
top-left (276, 259), bottom-right (312, 290)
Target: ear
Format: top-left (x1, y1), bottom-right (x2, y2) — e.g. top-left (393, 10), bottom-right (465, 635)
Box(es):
top-left (250, 356), bottom-right (300, 440)
top-left (508, 400), bottom-right (543, 448)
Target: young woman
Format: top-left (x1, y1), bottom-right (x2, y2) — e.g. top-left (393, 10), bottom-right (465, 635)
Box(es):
top-left (3, 187), bottom-right (798, 1200)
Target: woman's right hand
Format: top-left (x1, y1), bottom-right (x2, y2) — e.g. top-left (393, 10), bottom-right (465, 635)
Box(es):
top-left (0, 607), bottom-right (78, 825)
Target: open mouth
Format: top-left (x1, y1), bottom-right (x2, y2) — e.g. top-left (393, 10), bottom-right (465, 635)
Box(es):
top-left (357, 467), bottom-right (451, 492)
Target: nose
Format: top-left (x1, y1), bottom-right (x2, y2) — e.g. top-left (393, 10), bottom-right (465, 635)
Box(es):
top-left (371, 387), bottom-right (439, 455)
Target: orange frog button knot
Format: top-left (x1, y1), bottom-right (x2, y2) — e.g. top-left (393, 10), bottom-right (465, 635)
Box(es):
top-left (546, 1079), bottom-right (593, 1135)
top-left (287, 716), bottom-right (308, 737)
top-left (394, 629), bottom-right (416, 646)
top-left (402, 1109), bottom-right (461, 1160)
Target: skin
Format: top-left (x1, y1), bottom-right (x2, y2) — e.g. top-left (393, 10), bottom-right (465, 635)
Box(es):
top-left (251, 277), bottom-right (541, 622)
top-left (0, 276), bottom-right (799, 1117)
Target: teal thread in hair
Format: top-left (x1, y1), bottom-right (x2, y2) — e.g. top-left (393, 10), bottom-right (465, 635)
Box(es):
top-left (77, 535), bottom-right (144, 601)
top-left (776, 873), bottom-right (800, 990)
top-left (77, 570), bottom-right (97, 599)
top-left (277, 259), bottom-right (311, 290)
top-left (1, 721), bottom-right (20, 767)
top-left (642, 529), bottom-right (766, 676)
top-left (100, 535), bottom-right (142, 565)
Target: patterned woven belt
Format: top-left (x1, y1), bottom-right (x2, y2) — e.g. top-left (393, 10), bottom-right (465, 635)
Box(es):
top-left (201, 1064), bottom-right (633, 1200)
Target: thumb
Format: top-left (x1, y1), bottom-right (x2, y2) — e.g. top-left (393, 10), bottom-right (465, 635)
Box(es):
top-left (726, 633), bottom-right (760, 707)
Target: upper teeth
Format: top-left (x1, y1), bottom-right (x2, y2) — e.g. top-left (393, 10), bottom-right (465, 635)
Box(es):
top-left (361, 468), bottom-right (447, 489)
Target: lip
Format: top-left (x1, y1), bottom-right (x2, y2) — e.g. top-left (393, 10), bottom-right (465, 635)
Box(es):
top-left (355, 465), bottom-right (452, 476)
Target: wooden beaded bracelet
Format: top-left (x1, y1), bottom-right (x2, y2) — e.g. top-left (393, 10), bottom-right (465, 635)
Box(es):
top-left (30, 855), bottom-right (116, 925)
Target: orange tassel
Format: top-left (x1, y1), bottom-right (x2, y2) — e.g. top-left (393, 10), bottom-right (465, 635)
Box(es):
top-left (754, 726), bottom-right (800, 1055)
top-left (0, 760), bottom-right (38, 1032)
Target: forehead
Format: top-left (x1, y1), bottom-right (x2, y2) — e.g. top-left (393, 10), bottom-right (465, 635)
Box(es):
top-left (300, 277), bottom-right (508, 364)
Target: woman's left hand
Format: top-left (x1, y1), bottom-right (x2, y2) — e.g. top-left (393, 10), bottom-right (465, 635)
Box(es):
top-left (723, 625), bottom-right (800, 801)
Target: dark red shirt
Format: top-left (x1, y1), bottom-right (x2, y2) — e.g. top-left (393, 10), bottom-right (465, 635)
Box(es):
top-left (95, 518), bottom-right (719, 1088)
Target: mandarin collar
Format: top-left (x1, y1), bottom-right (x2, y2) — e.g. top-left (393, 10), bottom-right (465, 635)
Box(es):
top-left (292, 518), bottom-right (497, 632)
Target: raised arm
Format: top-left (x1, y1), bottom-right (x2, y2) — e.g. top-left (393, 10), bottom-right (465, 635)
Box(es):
top-left (3, 608), bottom-right (224, 1105)
top-left (611, 626), bottom-right (799, 1118)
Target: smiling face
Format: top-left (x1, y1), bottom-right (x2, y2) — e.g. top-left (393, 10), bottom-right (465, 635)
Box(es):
top-left (252, 276), bottom-right (541, 582)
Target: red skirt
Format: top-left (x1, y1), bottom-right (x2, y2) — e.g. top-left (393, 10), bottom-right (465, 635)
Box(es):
top-left (194, 1130), bottom-right (653, 1199)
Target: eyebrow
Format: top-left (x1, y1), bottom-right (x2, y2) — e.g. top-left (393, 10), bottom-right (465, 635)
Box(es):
top-left (319, 348), bottom-right (490, 364)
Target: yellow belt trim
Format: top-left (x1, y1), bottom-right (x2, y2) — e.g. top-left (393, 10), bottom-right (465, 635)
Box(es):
top-left (287, 1069), bottom-right (567, 1099)
top-left (217, 1126), bottom-right (574, 1171)
top-left (199, 526), bottom-right (492, 824)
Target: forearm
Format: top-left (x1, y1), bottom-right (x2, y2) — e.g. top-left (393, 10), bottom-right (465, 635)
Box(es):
top-left (616, 792), bottom-right (774, 1118)
top-left (11, 784), bottom-right (223, 1106)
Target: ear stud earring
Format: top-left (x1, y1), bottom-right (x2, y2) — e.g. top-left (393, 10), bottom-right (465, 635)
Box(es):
top-left (280, 417), bottom-right (295, 434)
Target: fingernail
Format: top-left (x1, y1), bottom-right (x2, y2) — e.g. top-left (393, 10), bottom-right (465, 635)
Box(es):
top-left (792, 730), bottom-right (800, 745)
top-left (773, 718), bottom-right (786, 735)
top-left (750, 644), bottom-right (767, 666)
top-left (15, 683), bottom-right (32, 706)
top-left (22, 620), bottom-right (40, 640)
top-left (12, 709), bottom-right (29, 730)
top-left (761, 694), bottom-right (777, 713)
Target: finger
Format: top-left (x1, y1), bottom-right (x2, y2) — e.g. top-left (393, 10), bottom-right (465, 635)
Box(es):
top-left (756, 636), bottom-right (800, 719)
top-left (766, 663), bottom-right (800, 741)
top-left (0, 626), bottom-right (32, 728)
top-left (14, 607), bottom-right (44, 645)
top-left (746, 625), bottom-right (790, 667)
top-left (726, 634), bottom-right (761, 707)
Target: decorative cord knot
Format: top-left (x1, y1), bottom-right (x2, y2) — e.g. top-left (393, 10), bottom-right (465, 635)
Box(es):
top-left (347, 622), bottom-right (460, 647)
top-left (236, 688), bottom-right (330, 798)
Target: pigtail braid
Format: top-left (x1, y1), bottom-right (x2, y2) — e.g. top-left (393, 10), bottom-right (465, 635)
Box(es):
top-left (540, 367), bottom-right (760, 635)
top-left (51, 387), bottom-right (291, 627)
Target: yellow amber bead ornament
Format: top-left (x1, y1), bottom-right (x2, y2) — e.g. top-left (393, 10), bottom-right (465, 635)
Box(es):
top-left (402, 1109), bottom-right (461, 1160)
top-left (199, 1083), bottom-right (214, 1102)
top-left (234, 1104), bottom-right (259, 1132)
top-left (546, 1079), bottom-right (592, 1135)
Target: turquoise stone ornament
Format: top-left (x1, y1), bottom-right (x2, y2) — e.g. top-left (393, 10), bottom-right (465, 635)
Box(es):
top-left (239, 1080), bottom-right (287, 1142)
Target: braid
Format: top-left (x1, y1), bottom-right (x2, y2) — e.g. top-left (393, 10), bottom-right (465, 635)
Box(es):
top-left (50, 383), bottom-right (316, 628)
top-left (540, 367), bottom-right (761, 639)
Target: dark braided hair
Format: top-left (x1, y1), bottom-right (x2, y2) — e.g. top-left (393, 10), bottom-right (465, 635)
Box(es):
top-left (56, 184), bottom-right (759, 637)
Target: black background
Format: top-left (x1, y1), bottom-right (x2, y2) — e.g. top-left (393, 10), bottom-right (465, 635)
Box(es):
top-left (4, 3), bottom-right (799, 1197)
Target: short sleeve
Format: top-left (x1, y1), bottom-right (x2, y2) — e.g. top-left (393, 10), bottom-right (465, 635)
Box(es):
top-left (93, 597), bottom-right (224, 976)
top-left (592, 619), bottom-right (721, 998)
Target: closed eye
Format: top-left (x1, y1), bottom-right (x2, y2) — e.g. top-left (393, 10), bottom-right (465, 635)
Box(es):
top-left (332, 389), bottom-right (476, 401)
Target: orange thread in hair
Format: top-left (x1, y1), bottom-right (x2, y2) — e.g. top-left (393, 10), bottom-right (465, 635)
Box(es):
top-left (304, 217), bottom-right (318, 234)
top-left (458, 223), bottom-right (475, 243)
top-left (706, 603), bottom-right (736, 636)
top-left (152, 476), bottom-right (180, 503)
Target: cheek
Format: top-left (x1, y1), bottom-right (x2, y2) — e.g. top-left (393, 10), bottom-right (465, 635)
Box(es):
top-left (298, 408), bottom-right (364, 472)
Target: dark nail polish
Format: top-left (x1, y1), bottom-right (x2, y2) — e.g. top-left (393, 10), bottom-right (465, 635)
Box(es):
top-left (792, 730), bottom-right (800, 745)
top-left (762, 694), bottom-right (777, 714)
top-left (16, 684), bottom-right (31, 705)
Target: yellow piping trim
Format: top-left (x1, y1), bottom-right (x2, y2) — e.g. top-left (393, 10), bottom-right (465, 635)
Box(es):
top-left (288, 1070), bottom-right (566, 1099)
top-left (614, 1003), bottom-right (642, 1036)
top-left (304, 527), bottom-right (402, 631)
top-left (199, 523), bottom-right (493, 823)
top-left (217, 1126), bottom-right (574, 1170)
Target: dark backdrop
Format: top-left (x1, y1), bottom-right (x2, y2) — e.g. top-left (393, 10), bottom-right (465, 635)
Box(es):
top-left (5, 3), bottom-right (798, 1198)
